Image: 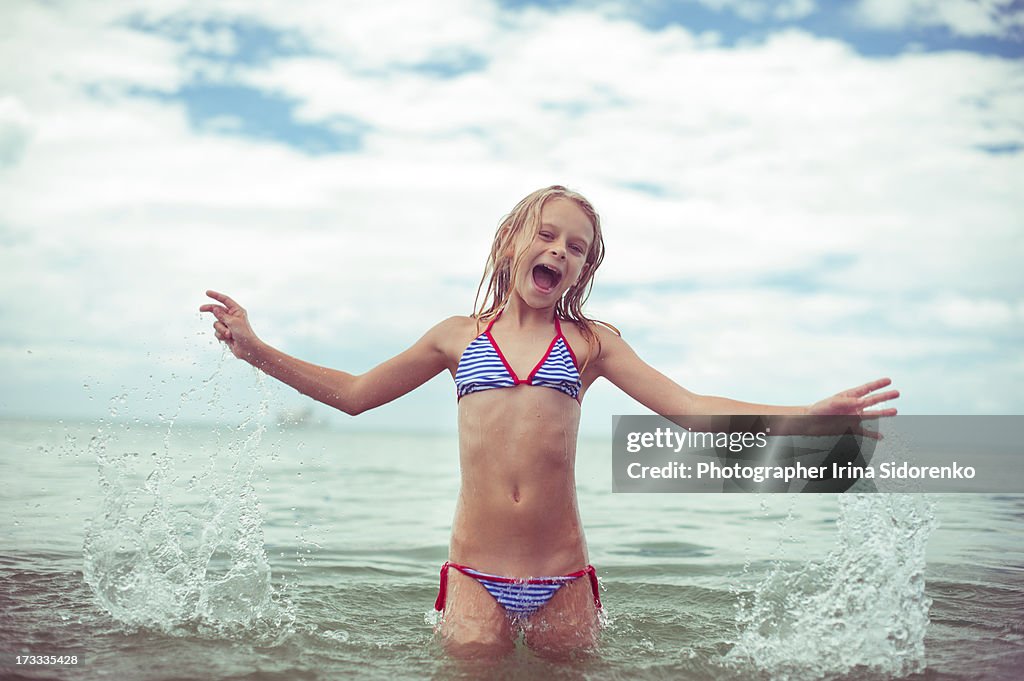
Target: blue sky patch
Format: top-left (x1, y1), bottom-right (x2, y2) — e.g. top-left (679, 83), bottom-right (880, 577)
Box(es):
top-left (130, 83), bottom-right (367, 155)
top-left (119, 15), bottom-right (362, 153)
top-left (976, 142), bottom-right (1023, 156)
top-left (499, 0), bottom-right (1023, 58)
top-left (618, 181), bottom-right (672, 197)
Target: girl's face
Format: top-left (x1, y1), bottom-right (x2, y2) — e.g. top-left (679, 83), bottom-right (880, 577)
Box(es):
top-left (514, 197), bottom-right (595, 309)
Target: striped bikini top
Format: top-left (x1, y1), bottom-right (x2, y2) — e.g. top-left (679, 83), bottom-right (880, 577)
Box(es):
top-left (455, 313), bottom-right (581, 401)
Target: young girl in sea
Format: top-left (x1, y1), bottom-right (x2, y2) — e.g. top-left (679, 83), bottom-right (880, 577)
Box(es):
top-left (200, 185), bottom-right (898, 658)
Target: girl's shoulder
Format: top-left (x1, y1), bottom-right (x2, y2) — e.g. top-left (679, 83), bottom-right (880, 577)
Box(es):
top-left (561, 316), bottom-right (622, 370)
top-left (425, 315), bottom-right (477, 333)
top-left (427, 315), bottom-right (484, 356)
top-left (562, 317), bottom-right (621, 344)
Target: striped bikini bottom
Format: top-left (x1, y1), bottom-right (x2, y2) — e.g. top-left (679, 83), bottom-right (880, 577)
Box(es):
top-left (434, 561), bottom-right (602, 617)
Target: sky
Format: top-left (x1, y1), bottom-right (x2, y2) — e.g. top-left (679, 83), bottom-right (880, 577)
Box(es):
top-left (1, 0), bottom-right (1022, 435)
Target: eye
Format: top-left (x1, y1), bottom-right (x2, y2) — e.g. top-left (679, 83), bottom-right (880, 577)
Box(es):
top-left (570, 243), bottom-right (586, 255)
top-left (538, 231), bottom-right (554, 241)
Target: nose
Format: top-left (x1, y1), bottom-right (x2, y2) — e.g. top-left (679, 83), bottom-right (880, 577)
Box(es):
top-left (550, 239), bottom-right (567, 259)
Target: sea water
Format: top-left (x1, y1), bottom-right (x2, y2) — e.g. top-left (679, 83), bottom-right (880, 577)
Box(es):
top-left (2, 387), bottom-right (1023, 678)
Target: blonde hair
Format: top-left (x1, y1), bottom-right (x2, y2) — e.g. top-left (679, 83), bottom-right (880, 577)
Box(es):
top-left (472, 185), bottom-right (619, 368)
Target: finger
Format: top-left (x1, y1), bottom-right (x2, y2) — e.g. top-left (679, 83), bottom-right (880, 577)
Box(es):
top-left (861, 407), bottom-right (897, 419)
top-left (858, 390), bottom-right (900, 408)
top-left (200, 304), bottom-right (228, 321)
top-left (846, 377), bottom-right (892, 398)
top-left (206, 290), bottom-right (242, 311)
top-left (199, 303), bottom-right (225, 314)
top-left (213, 321), bottom-right (232, 339)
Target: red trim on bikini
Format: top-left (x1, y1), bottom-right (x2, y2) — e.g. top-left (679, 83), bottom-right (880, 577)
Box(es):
top-left (486, 311), bottom-right (579, 385)
top-left (485, 330), bottom-right (521, 384)
top-left (554, 318), bottom-right (580, 370)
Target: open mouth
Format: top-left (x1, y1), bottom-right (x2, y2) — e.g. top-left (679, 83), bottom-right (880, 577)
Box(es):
top-left (532, 264), bottom-right (563, 293)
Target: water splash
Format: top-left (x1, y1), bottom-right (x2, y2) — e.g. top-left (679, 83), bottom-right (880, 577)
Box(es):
top-left (726, 494), bottom-right (936, 680)
top-left (83, 359), bottom-right (293, 641)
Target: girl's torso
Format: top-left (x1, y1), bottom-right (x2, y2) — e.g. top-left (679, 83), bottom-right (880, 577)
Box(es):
top-left (438, 314), bottom-right (596, 577)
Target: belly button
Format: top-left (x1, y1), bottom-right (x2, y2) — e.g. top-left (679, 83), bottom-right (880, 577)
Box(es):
top-left (512, 487), bottom-right (520, 503)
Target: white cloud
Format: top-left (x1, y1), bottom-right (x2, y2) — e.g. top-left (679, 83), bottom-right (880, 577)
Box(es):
top-left (161, 0), bottom-right (502, 72)
top-left (773, 0), bottom-right (817, 21)
top-left (0, 96), bottom-right (33, 167)
top-left (924, 296), bottom-right (1024, 330)
top-left (852, 0), bottom-right (1024, 39)
top-left (694, 0), bottom-right (818, 22)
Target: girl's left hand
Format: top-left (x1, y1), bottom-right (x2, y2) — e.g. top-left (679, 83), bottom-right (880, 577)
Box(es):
top-left (808, 377), bottom-right (899, 418)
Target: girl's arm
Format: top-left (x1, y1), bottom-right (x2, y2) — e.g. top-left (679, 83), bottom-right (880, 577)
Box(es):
top-left (591, 326), bottom-right (898, 423)
top-left (200, 290), bottom-right (452, 415)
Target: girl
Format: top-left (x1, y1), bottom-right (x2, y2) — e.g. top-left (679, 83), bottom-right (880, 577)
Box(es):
top-left (200, 185), bottom-right (898, 659)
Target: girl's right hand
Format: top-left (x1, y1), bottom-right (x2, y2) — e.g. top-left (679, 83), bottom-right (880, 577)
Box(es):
top-left (199, 290), bottom-right (263, 362)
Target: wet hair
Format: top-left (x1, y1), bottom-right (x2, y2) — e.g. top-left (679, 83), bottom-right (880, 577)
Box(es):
top-left (472, 185), bottom-right (619, 368)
